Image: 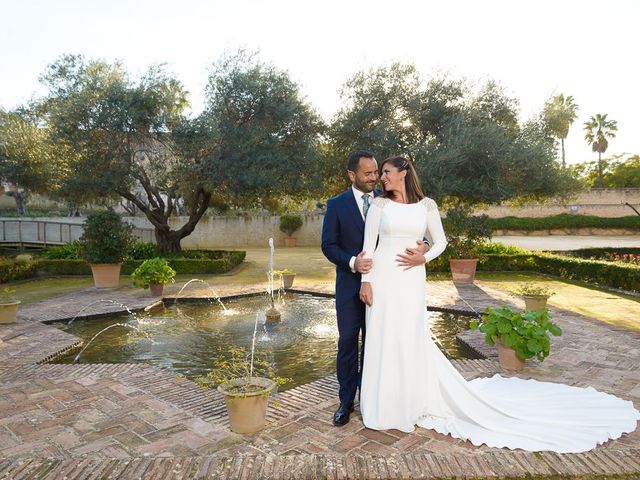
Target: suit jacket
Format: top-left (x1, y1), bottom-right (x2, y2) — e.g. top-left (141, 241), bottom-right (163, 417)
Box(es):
top-left (321, 189), bottom-right (379, 306)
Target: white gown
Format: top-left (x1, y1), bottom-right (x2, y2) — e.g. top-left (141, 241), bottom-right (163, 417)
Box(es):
top-left (359, 196), bottom-right (640, 453)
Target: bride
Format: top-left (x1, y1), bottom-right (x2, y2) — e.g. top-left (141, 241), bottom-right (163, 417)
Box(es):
top-left (358, 155), bottom-right (639, 453)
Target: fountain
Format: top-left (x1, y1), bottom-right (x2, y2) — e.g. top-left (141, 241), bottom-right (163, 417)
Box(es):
top-left (73, 322), bottom-right (144, 363)
top-left (265, 238), bottom-right (282, 323)
top-left (67, 299), bottom-right (138, 325)
top-left (175, 279), bottom-right (228, 311)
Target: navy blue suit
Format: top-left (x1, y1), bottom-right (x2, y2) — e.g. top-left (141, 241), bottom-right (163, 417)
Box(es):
top-left (321, 188), bottom-right (377, 404)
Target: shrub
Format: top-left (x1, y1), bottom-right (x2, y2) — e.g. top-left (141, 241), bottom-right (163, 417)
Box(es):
top-left (0, 259), bottom-right (37, 283)
top-left (279, 214), bottom-right (303, 236)
top-left (80, 211), bottom-right (135, 264)
top-left (131, 258), bottom-right (176, 288)
top-left (128, 241), bottom-right (160, 260)
top-left (470, 306), bottom-right (562, 361)
top-left (42, 241), bottom-right (83, 260)
top-left (35, 259), bottom-right (92, 276)
top-left (443, 206), bottom-right (492, 258)
top-left (489, 214), bottom-right (640, 231)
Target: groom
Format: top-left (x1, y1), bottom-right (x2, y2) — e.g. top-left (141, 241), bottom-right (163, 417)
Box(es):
top-left (321, 150), bottom-right (428, 426)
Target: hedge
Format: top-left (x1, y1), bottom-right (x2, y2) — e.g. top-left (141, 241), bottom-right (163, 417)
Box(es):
top-left (428, 252), bottom-right (640, 292)
top-left (489, 214), bottom-right (640, 231)
top-left (0, 259), bottom-right (38, 283)
top-left (550, 247), bottom-right (640, 259)
top-left (0, 250), bottom-right (246, 283)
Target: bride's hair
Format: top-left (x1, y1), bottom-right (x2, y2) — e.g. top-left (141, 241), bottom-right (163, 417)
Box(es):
top-left (380, 156), bottom-right (425, 204)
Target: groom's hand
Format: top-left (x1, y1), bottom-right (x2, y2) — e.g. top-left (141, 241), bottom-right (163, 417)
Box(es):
top-left (360, 282), bottom-right (373, 306)
top-left (396, 241), bottom-right (430, 270)
top-left (354, 251), bottom-right (373, 274)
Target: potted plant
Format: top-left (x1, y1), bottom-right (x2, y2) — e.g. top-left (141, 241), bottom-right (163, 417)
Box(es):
top-left (274, 269), bottom-right (296, 289)
top-left (514, 282), bottom-right (555, 312)
top-left (80, 211), bottom-right (135, 288)
top-left (470, 305), bottom-right (562, 371)
top-left (131, 258), bottom-right (176, 296)
top-left (0, 288), bottom-right (20, 324)
top-left (279, 214), bottom-right (303, 247)
top-left (443, 205), bottom-right (492, 284)
top-left (195, 346), bottom-right (289, 434)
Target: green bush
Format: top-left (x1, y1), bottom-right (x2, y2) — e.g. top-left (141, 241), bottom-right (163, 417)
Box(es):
top-left (35, 259), bottom-right (92, 275)
top-left (42, 241), bottom-right (83, 260)
top-left (489, 214), bottom-right (640, 231)
top-left (279, 214), bottom-right (303, 236)
top-left (128, 241), bottom-right (160, 260)
top-left (131, 258), bottom-right (176, 288)
top-left (443, 206), bottom-right (492, 258)
top-left (80, 211), bottom-right (135, 264)
top-left (555, 247), bottom-right (640, 259)
top-left (0, 259), bottom-right (38, 283)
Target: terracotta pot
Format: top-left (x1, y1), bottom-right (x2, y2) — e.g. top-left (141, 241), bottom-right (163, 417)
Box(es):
top-left (0, 301), bottom-right (20, 324)
top-left (281, 273), bottom-right (295, 289)
top-left (218, 377), bottom-right (275, 434)
top-left (149, 283), bottom-right (164, 296)
top-left (449, 259), bottom-right (478, 284)
top-left (523, 295), bottom-right (548, 312)
top-left (496, 340), bottom-right (525, 371)
top-left (90, 263), bottom-right (122, 288)
top-left (283, 236), bottom-right (297, 248)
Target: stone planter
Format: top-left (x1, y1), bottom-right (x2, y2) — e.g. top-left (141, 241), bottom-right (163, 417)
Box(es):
top-left (449, 259), bottom-right (478, 285)
top-left (0, 301), bottom-right (20, 324)
top-left (218, 377), bottom-right (275, 434)
top-left (523, 295), bottom-right (549, 312)
top-left (149, 283), bottom-right (164, 296)
top-left (90, 263), bottom-right (122, 288)
top-left (283, 236), bottom-right (297, 248)
top-left (281, 273), bottom-right (296, 289)
top-left (496, 340), bottom-right (525, 371)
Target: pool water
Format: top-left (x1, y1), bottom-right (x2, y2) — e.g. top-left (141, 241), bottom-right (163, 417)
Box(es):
top-left (52, 294), bottom-right (479, 390)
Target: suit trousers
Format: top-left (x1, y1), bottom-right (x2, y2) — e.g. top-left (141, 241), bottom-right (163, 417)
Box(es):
top-left (336, 295), bottom-right (366, 404)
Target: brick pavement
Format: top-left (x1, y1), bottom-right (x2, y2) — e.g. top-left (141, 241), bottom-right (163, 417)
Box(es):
top-left (0, 281), bottom-right (639, 478)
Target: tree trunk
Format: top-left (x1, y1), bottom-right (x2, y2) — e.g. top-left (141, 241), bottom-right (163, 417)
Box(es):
top-left (11, 191), bottom-right (28, 215)
top-left (561, 138), bottom-right (566, 168)
top-left (155, 228), bottom-right (184, 253)
top-left (597, 152), bottom-right (603, 188)
top-left (119, 188), bottom-right (211, 255)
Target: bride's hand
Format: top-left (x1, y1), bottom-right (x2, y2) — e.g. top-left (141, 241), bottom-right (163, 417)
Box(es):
top-left (360, 282), bottom-right (373, 306)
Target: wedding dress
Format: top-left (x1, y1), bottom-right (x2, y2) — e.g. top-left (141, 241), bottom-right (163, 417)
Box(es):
top-left (359, 196), bottom-right (639, 453)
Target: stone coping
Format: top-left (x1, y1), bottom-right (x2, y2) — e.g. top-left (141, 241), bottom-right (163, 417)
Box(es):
top-left (0, 281), bottom-right (639, 479)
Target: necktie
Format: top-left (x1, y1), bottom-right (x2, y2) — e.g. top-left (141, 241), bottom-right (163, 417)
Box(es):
top-left (362, 193), bottom-right (371, 219)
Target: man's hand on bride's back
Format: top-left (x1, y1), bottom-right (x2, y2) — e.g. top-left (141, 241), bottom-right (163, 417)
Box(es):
top-left (354, 251), bottom-right (373, 274)
top-left (395, 240), bottom-right (430, 270)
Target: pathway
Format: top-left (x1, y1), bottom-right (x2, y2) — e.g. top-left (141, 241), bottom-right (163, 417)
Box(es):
top-left (0, 280), bottom-right (639, 478)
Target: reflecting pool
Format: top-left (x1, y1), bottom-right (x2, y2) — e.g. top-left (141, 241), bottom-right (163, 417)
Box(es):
top-left (52, 294), bottom-right (479, 390)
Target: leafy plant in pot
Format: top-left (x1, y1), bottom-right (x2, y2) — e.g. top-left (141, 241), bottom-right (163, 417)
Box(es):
top-left (443, 205), bottom-right (492, 284)
top-left (470, 305), bottom-right (562, 371)
top-left (80, 211), bottom-right (135, 288)
top-left (0, 288), bottom-right (20, 324)
top-left (195, 346), bottom-right (290, 434)
top-left (514, 282), bottom-right (555, 312)
top-left (131, 258), bottom-right (176, 296)
top-left (279, 214), bottom-right (303, 247)
top-left (273, 269), bottom-right (296, 289)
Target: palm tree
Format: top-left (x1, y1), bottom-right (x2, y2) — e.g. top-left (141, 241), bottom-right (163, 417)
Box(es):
top-left (543, 94), bottom-right (578, 167)
top-left (583, 113), bottom-right (618, 188)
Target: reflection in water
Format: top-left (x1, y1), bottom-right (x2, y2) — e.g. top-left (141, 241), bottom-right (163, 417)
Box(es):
top-left (53, 294), bottom-right (479, 390)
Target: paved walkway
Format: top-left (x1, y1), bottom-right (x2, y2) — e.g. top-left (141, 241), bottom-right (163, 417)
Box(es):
top-left (0, 279), bottom-right (639, 479)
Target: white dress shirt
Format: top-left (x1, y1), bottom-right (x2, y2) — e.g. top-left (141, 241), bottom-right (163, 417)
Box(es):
top-left (349, 186), bottom-right (372, 271)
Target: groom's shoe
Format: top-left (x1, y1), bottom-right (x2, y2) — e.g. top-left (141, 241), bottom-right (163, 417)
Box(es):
top-left (333, 402), bottom-right (354, 426)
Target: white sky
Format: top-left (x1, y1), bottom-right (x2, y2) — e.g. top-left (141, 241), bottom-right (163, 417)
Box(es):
top-left (1, 0), bottom-right (638, 164)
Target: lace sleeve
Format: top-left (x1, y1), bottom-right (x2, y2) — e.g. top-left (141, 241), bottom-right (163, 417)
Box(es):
top-left (421, 197), bottom-right (448, 262)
